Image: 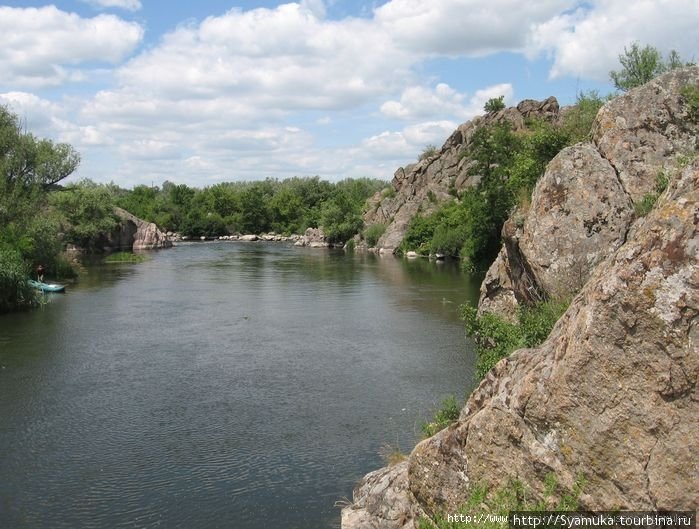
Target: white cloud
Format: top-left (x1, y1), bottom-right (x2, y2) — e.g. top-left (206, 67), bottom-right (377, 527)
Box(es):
top-left (115, 3), bottom-right (411, 109)
top-left (0, 6), bottom-right (143, 88)
top-left (361, 120), bottom-right (458, 160)
top-left (375, 0), bottom-right (576, 56)
top-left (6, 0), bottom-right (697, 187)
top-left (529, 0), bottom-right (699, 80)
top-left (381, 82), bottom-right (514, 121)
top-left (83, 0), bottom-right (143, 11)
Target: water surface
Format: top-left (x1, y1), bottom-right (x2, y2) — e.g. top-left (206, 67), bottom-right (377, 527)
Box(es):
top-left (0, 242), bottom-right (481, 529)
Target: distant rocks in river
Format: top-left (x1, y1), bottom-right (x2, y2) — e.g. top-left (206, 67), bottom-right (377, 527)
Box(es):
top-left (108, 207), bottom-right (173, 251)
top-left (216, 233), bottom-right (300, 243)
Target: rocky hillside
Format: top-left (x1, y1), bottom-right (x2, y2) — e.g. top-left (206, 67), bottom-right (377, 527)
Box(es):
top-left (363, 97), bottom-right (560, 252)
top-left (342, 67), bottom-right (699, 527)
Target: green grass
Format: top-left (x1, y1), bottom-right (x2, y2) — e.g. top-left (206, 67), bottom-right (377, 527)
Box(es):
top-left (422, 394), bottom-right (462, 437)
top-left (103, 252), bottom-right (149, 264)
top-left (418, 473), bottom-right (585, 529)
top-left (633, 170), bottom-right (670, 217)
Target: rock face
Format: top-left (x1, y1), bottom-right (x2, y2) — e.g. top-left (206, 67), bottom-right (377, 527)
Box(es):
top-left (363, 97), bottom-right (561, 253)
top-left (411, 160), bottom-right (698, 515)
top-left (344, 153), bottom-right (699, 529)
top-left (342, 67), bottom-right (699, 527)
top-left (478, 66), bottom-right (699, 317)
top-left (109, 207), bottom-right (173, 251)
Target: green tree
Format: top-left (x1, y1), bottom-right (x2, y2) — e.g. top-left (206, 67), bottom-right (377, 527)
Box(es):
top-left (484, 95), bottom-right (506, 113)
top-left (610, 43), bottom-right (689, 91)
top-left (50, 180), bottom-right (119, 249)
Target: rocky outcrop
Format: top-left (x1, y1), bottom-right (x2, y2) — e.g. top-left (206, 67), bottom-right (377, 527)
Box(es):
top-left (364, 97), bottom-right (561, 253)
top-left (343, 67), bottom-right (699, 527)
top-left (343, 153), bottom-right (699, 529)
top-left (108, 207), bottom-right (173, 251)
top-left (478, 66), bottom-right (699, 317)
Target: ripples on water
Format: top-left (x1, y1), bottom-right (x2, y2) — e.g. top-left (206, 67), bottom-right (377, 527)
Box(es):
top-left (0, 243), bottom-right (480, 529)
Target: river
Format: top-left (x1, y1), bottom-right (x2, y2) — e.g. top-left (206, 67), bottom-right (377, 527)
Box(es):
top-left (0, 242), bottom-right (481, 529)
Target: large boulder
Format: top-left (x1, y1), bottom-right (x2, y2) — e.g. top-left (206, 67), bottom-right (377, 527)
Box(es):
top-left (109, 207), bottom-right (173, 251)
top-left (593, 66), bottom-right (699, 202)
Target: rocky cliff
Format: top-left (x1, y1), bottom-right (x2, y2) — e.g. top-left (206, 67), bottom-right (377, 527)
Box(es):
top-left (107, 207), bottom-right (173, 251)
top-left (342, 67), bottom-right (699, 527)
top-left (363, 97), bottom-right (561, 252)
top-left (479, 66), bottom-right (699, 321)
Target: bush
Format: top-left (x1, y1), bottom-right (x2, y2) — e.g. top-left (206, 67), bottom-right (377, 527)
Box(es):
top-left (0, 247), bottom-right (36, 313)
top-left (484, 95), bottom-right (506, 113)
top-left (419, 144), bottom-right (439, 161)
top-left (633, 171), bottom-right (670, 217)
top-left (562, 91), bottom-right (606, 142)
top-left (421, 395), bottom-right (461, 437)
top-left (363, 223), bottom-right (387, 247)
top-left (680, 85), bottom-right (699, 123)
top-left (462, 299), bottom-right (569, 380)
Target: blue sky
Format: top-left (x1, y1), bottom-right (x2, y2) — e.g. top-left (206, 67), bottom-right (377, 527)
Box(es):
top-left (1, 0), bottom-right (697, 187)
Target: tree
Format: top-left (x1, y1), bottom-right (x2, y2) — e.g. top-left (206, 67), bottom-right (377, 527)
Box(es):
top-left (50, 180), bottom-right (119, 249)
top-left (484, 95), bottom-right (506, 113)
top-left (610, 43), bottom-right (690, 91)
top-left (0, 106), bottom-right (79, 193)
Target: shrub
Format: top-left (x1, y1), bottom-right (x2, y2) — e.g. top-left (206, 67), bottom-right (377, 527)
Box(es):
top-left (0, 247), bottom-right (36, 313)
top-left (634, 171), bottom-right (670, 217)
top-left (634, 193), bottom-right (658, 217)
top-left (562, 91), bottom-right (606, 142)
top-left (680, 85), bottom-right (699, 123)
top-left (419, 144), bottom-right (439, 161)
top-left (421, 395), bottom-right (461, 437)
top-left (103, 252), bottom-right (149, 264)
top-left (462, 299), bottom-right (569, 380)
top-left (363, 223), bottom-right (387, 247)
top-left (484, 95), bottom-right (506, 113)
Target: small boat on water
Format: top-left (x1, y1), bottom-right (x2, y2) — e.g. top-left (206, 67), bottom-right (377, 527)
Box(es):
top-left (27, 279), bottom-right (66, 293)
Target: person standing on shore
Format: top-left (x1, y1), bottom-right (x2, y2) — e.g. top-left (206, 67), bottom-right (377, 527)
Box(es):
top-left (36, 264), bottom-right (45, 282)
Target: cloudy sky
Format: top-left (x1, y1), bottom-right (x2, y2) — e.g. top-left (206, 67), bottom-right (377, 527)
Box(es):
top-left (1, 0), bottom-right (697, 187)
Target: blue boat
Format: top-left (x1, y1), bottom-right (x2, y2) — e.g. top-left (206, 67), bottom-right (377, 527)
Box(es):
top-left (28, 279), bottom-right (66, 293)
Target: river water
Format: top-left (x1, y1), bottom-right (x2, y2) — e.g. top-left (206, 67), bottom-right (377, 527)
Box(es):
top-left (0, 242), bottom-right (481, 529)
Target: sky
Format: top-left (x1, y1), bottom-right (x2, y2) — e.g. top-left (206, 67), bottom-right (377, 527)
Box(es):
top-left (1, 0), bottom-right (698, 188)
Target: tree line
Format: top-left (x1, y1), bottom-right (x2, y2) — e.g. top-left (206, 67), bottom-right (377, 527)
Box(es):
top-left (0, 102), bottom-right (386, 312)
top-left (113, 176), bottom-right (386, 242)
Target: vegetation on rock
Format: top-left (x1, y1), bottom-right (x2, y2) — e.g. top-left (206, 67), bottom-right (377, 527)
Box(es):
top-left (483, 95), bottom-right (505, 113)
top-left (418, 473), bottom-right (584, 529)
top-left (462, 299), bottom-right (570, 380)
top-left (421, 394), bottom-right (461, 437)
top-left (398, 92), bottom-right (603, 269)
